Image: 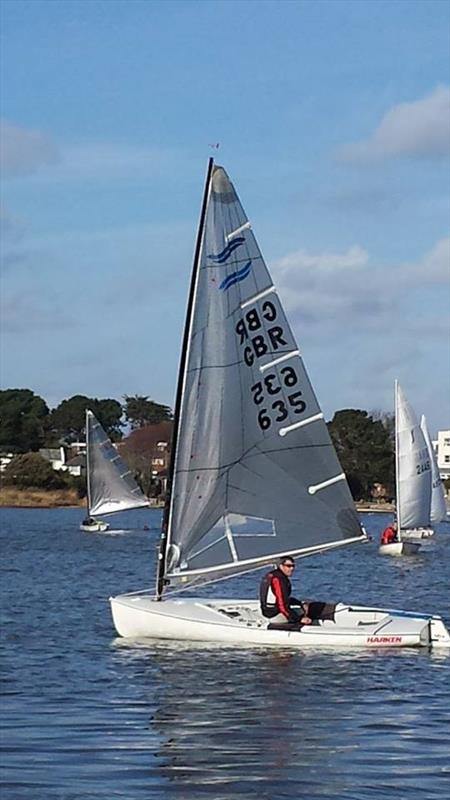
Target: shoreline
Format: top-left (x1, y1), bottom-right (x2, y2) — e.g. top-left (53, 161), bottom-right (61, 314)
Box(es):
top-left (0, 487), bottom-right (165, 509)
top-left (355, 503), bottom-right (394, 513)
top-left (0, 487), bottom-right (83, 508)
top-left (1, 487), bottom-right (392, 513)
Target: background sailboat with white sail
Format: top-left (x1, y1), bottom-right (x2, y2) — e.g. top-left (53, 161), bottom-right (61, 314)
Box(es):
top-left (379, 382), bottom-right (431, 555)
top-left (402, 414), bottom-right (447, 540)
top-left (110, 160), bottom-right (450, 647)
top-left (80, 409), bottom-right (149, 532)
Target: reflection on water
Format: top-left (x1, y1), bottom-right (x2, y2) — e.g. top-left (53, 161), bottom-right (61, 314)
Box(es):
top-left (111, 643), bottom-right (450, 800)
top-left (1, 508), bottom-right (449, 799)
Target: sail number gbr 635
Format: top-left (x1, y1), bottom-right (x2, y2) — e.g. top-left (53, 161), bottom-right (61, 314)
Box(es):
top-left (235, 299), bottom-right (306, 432)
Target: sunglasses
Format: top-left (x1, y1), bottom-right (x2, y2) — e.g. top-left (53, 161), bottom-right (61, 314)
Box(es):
top-left (283, 563), bottom-right (295, 569)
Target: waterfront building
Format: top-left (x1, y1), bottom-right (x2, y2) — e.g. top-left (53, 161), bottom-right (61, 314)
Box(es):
top-left (432, 430), bottom-right (450, 480)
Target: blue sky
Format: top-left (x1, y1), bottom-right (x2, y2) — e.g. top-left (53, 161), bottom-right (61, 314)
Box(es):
top-left (1, 0), bottom-right (449, 434)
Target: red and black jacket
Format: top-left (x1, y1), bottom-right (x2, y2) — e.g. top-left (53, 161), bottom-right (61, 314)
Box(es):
top-left (259, 568), bottom-right (301, 620)
top-left (381, 526), bottom-right (397, 545)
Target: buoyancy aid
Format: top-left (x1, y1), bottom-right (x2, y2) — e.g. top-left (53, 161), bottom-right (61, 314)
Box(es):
top-left (260, 568), bottom-right (297, 619)
top-left (381, 526), bottom-right (397, 545)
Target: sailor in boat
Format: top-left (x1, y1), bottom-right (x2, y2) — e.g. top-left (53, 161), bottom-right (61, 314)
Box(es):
top-left (259, 557), bottom-right (312, 627)
top-left (380, 520), bottom-right (398, 546)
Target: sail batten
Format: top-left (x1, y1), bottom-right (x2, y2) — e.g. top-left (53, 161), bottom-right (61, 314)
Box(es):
top-left (227, 222), bottom-right (252, 240)
top-left (241, 287), bottom-right (275, 308)
top-left (162, 164), bottom-right (364, 590)
top-left (260, 350), bottom-right (300, 371)
top-left (279, 412), bottom-right (324, 436)
top-left (308, 474), bottom-right (346, 495)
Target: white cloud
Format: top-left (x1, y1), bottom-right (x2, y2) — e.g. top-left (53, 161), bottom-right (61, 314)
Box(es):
top-left (416, 237), bottom-right (450, 283)
top-left (270, 240), bottom-right (449, 429)
top-left (338, 86), bottom-right (450, 162)
top-left (0, 121), bottom-right (60, 177)
top-left (272, 238), bottom-right (450, 327)
top-left (0, 119), bottom-right (186, 186)
top-left (275, 245), bottom-right (368, 274)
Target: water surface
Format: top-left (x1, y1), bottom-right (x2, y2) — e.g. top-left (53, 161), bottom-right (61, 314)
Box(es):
top-left (1, 508), bottom-right (449, 799)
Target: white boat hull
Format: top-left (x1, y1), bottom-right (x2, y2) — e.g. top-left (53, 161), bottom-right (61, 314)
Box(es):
top-left (401, 527), bottom-right (434, 541)
top-left (80, 520), bottom-right (109, 532)
top-left (110, 595), bottom-right (450, 649)
top-left (378, 541), bottom-right (420, 556)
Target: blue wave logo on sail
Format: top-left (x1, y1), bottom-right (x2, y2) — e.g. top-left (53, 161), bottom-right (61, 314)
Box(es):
top-left (208, 237), bottom-right (245, 264)
top-left (219, 260), bottom-right (252, 291)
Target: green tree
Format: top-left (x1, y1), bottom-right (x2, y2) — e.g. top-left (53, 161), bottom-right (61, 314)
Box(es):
top-left (124, 395), bottom-right (172, 429)
top-left (47, 395), bottom-right (93, 442)
top-left (2, 452), bottom-right (67, 489)
top-left (48, 395), bottom-right (123, 442)
top-left (95, 399), bottom-right (123, 440)
top-left (328, 409), bottom-right (395, 500)
top-left (371, 409), bottom-right (395, 445)
top-left (0, 389), bottom-right (49, 452)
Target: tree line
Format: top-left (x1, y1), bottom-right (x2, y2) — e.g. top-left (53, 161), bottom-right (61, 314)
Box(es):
top-left (0, 388), bottom-right (404, 501)
top-left (0, 389), bottom-right (172, 451)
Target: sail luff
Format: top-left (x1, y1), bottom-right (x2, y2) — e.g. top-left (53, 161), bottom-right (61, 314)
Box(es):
top-left (156, 156), bottom-right (215, 599)
top-left (395, 380), bottom-right (402, 537)
top-left (85, 408), bottom-right (92, 517)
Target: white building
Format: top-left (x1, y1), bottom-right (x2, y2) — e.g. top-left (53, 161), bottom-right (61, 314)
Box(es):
top-left (0, 453), bottom-right (14, 472)
top-left (39, 447), bottom-right (66, 471)
top-left (432, 430), bottom-right (450, 480)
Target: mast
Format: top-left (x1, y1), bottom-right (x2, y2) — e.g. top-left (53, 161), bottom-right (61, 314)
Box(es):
top-left (85, 409), bottom-right (91, 519)
top-left (156, 157), bottom-right (215, 600)
top-left (394, 380), bottom-right (402, 539)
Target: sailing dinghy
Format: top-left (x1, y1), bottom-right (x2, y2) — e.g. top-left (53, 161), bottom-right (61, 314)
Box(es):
top-left (80, 409), bottom-right (149, 532)
top-left (400, 415), bottom-right (447, 542)
top-left (110, 160), bottom-right (450, 648)
top-left (379, 383), bottom-right (431, 556)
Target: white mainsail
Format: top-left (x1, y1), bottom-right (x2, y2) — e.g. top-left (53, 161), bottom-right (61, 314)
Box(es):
top-left (86, 410), bottom-right (149, 517)
top-left (163, 163), bottom-right (364, 589)
top-left (420, 414), bottom-right (447, 524)
top-left (395, 382), bottom-right (432, 531)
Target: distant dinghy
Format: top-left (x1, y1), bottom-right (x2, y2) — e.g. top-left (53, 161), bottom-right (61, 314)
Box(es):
top-left (379, 383), bottom-right (431, 555)
top-left (80, 409), bottom-right (149, 532)
top-left (400, 414), bottom-right (447, 542)
top-left (110, 160), bottom-right (449, 648)
top-left (402, 414), bottom-right (447, 540)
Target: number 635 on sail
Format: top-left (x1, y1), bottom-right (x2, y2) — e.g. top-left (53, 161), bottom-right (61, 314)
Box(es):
top-left (251, 367), bottom-right (306, 430)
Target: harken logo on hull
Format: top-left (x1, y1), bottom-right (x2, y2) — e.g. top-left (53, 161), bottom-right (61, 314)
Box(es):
top-left (367, 635), bottom-right (403, 644)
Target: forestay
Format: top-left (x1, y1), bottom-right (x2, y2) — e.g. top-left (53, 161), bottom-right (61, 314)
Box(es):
top-left (86, 410), bottom-right (149, 516)
top-left (164, 165), bottom-right (364, 588)
top-left (395, 383), bottom-right (431, 530)
top-left (420, 414), bottom-right (447, 524)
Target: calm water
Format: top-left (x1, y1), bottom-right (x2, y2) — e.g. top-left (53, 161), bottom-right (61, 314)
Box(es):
top-left (1, 507), bottom-right (449, 800)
